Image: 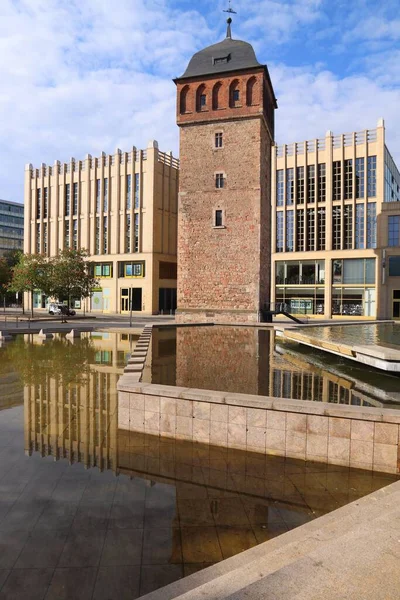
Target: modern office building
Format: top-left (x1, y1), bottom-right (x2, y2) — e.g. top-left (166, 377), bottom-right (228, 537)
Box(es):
top-left (271, 119), bottom-right (400, 319)
top-left (0, 199), bottom-right (24, 256)
top-left (24, 141), bottom-right (179, 314)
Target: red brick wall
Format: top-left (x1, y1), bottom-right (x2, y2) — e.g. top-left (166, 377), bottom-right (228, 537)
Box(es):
top-left (176, 69), bottom-right (274, 322)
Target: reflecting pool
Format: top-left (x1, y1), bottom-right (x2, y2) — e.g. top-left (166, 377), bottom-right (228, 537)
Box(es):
top-left (295, 322), bottom-right (400, 350)
top-left (148, 326), bottom-right (400, 408)
top-left (0, 331), bottom-right (398, 599)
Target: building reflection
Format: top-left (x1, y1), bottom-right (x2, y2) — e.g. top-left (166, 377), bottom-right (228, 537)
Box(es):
top-left (148, 326), bottom-right (393, 407)
top-left (22, 332), bottom-right (136, 469)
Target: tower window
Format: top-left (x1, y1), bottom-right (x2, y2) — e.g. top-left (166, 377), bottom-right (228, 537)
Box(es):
top-left (233, 90), bottom-right (240, 102)
top-left (215, 173), bottom-right (224, 189)
top-left (215, 210), bottom-right (223, 227)
top-left (200, 94), bottom-right (206, 108)
top-left (215, 133), bottom-right (223, 148)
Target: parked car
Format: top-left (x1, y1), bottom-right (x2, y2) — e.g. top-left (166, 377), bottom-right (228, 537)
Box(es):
top-left (48, 303), bottom-right (76, 316)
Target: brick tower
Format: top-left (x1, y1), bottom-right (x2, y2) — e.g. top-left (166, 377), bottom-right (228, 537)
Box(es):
top-left (174, 16), bottom-right (277, 323)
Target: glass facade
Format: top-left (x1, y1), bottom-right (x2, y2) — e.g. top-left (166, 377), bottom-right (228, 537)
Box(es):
top-left (355, 158), bottom-right (364, 198)
top-left (366, 202), bottom-right (376, 248)
top-left (126, 175), bottom-right (131, 210)
top-left (333, 161), bottom-right (341, 201)
top-left (317, 207), bottom-right (326, 250)
top-left (135, 174), bottom-right (140, 208)
top-left (0, 201), bottom-right (24, 255)
top-left (126, 214), bottom-right (131, 253)
top-left (367, 156), bottom-right (377, 197)
top-left (296, 210), bottom-right (304, 251)
top-left (385, 147), bottom-right (400, 202)
top-left (332, 206), bottom-right (341, 250)
top-left (307, 165), bottom-right (315, 203)
top-left (286, 168), bottom-right (294, 205)
top-left (286, 211), bottom-right (294, 251)
top-left (307, 208), bottom-right (315, 251)
top-left (275, 260), bottom-right (326, 315)
top-left (43, 188), bottom-right (48, 218)
top-left (103, 179), bottom-right (108, 212)
top-left (318, 163), bottom-right (326, 202)
top-left (388, 215), bottom-right (400, 247)
top-left (276, 212), bottom-right (284, 252)
top-left (344, 159), bottom-right (353, 200)
top-left (355, 204), bottom-right (365, 249)
top-left (276, 170), bottom-right (284, 206)
top-left (65, 184), bottom-right (70, 217)
top-left (73, 183), bottom-right (78, 216)
top-left (96, 180), bottom-right (100, 213)
top-left (134, 213), bottom-right (139, 252)
top-left (73, 220), bottom-right (78, 250)
top-left (344, 205), bottom-right (353, 249)
top-left (103, 216), bottom-right (108, 254)
top-left (296, 167), bottom-right (304, 204)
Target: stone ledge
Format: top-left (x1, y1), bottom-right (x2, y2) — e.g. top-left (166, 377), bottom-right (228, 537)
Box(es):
top-left (116, 381), bottom-right (400, 424)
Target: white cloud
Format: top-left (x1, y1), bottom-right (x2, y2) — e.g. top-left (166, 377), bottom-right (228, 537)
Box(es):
top-left (0, 0), bottom-right (399, 203)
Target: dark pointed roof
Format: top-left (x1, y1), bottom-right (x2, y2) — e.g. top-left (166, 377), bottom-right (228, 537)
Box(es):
top-left (179, 36), bottom-right (263, 80)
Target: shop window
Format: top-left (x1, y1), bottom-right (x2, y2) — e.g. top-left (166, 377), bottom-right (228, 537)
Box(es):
top-left (118, 261), bottom-right (145, 278)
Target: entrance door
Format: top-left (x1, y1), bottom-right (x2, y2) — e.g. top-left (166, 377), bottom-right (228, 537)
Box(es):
top-left (393, 290), bottom-right (400, 319)
top-left (120, 288), bottom-right (142, 313)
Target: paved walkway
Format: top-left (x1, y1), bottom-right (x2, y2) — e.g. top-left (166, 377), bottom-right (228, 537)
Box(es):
top-left (141, 479), bottom-right (400, 600)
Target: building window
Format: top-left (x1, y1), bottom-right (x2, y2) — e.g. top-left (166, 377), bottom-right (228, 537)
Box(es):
top-left (296, 209), bottom-right (304, 251)
top-left (215, 210), bottom-right (223, 227)
top-left (332, 206), bottom-right (341, 250)
top-left (134, 213), bottom-right (139, 252)
top-left (103, 178), bottom-right (108, 212)
top-left (134, 174), bottom-right (140, 208)
top-left (119, 262), bottom-right (145, 278)
top-left (64, 221), bottom-right (70, 249)
top-left (367, 202), bottom-right (376, 248)
top-left (65, 184), bottom-right (70, 217)
top-left (230, 80), bottom-right (240, 107)
top-left (180, 85), bottom-right (189, 114)
top-left (307, 165), bottom-right (315, 203)
top-left (94, 263), bottom-right (112, 278)
top-left (333, 161), bottom-right (341, 201)
top-left (286, 210), bottom-right (294, 252)
top-left (296, 167), bottom-right (304, 204)
top-left (286, 168), bottom-right (294, 205)
top-left (307, 208), bottom-right (315, 250)
top-left (126, 214), bottom-right (131, 252)
top-left (388, 256), bottom-right (400, 276)
top-left (103, 216), bottom-right (108, 254)
top-left (36, 189), bottom-right (41, 220)
top-left (318, 164), bottom-right (326, 202)
top-left (196, 84), bottom-right (206, 111)
top-left (344, 159), bottom-right (353, 200)
top-left (367, 156), bottom-right (377, 197)
top-left (43, 223), bottom-right (47, 255)
top-left (355, 158), bottom-right (364, 198)
top-left (96, 179), bottom-right (100, 213)
top-left (233, 90), bottom-right (240, 102)
top-left (332, 258), bottom-right (375, 284)
top-left (126, 174), bottom-right (131, 210)
top-left (73, 220), bottom-right (78, 250)
top-left (216, 173), bottom-right (224, 189)
top-left (73, 183), bottom-right (78, 216)
top-left (388, 215), bottom-right (400, 247)
top-left (276, 212), bottom-right (284, 253)
top-left (276, 170), bottom-right (284, 206)
top-left (43, 188), bottom-right (48, 218)
top-left (95, 217), bottom-right (100, 255)
top-left (212, 82), bottom-right (222, 110)
top-left (317, 207), bottom-right (326, 250)
top-left (355, 204), bottom-right (365, 249)
top-left (36, 223), bottom-right (40, 253)
top-left (215, 133), bottom-right (223, 148)
top-left (344, 205), bottom-right (353, 249)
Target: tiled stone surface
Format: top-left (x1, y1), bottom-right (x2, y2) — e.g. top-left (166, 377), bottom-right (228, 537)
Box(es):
top-left (121, 389), bottom-right (400, 474)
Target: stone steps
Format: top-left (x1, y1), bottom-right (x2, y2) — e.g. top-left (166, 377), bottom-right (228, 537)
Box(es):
top-left (139, 480), bottom-right (400, 600)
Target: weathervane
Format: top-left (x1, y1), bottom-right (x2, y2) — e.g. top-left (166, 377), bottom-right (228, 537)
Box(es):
top-left (223, 1), bottom-right (237, 38)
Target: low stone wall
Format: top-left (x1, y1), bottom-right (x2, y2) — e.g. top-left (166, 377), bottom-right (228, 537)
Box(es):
top-left (117, 378), bottom-right (400, 475)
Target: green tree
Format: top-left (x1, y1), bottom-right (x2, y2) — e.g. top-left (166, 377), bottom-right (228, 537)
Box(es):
top-left (51, 249), bottom-right (99, 309)
top-left (8, 254), bottom-right (52, 316)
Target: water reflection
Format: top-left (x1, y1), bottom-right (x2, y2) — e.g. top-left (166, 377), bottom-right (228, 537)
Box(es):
top-left (148, 326), bottom-right (400, 407)
top-left (0, 332), bottom-right (398, 598)
top-left (297, 322), bottom-right (400, 349)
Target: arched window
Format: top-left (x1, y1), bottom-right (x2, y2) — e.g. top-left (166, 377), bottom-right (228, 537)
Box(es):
top-left (212, 81), bottom-right (223, 110)
top-left (196, 84), bottom-right (207, 112)
top-left (246, 77), bottom-right (258, 106)
top-left (229, 79), bottom-right (240, 108)
top-left (180, 85), bottom-right (189, 114)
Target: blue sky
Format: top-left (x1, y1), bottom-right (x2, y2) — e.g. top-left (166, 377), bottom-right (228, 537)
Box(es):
top-left (0, 0), bottom-right (399, 202)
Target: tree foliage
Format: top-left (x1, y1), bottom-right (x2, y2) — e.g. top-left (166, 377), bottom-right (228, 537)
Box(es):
top-left (50, 249), bottom-right (99, 305)
top-left (8, 254), bottom-right (52, 316)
